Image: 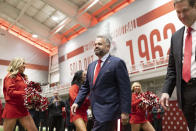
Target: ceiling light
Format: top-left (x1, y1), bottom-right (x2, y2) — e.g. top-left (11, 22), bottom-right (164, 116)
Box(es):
top-left (86, 0), bottom-right (100, 10)
top-left (52, 16), bottom-right (59, 22)
top-left (32, 34), bottom-right (38, 38)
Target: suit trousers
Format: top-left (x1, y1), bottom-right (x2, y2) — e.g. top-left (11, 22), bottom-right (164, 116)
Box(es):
top-left (182, 80), bottom-right (196, 131)
top-left (92, 119), bottom-right (117, 131)
top-left (49, 115), bottom-right (64, 131)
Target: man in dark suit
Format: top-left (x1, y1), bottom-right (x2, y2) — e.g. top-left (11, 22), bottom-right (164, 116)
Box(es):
top-left (71, 35), bottom-right (131, 131)
top-left (48, 91), bottom-right (65, 131)
top-left (160, 0), bottom-right (196, 131)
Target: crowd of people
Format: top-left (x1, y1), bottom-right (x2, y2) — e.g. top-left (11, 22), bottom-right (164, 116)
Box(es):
top-left (0, 0), bottom-right (195, 130)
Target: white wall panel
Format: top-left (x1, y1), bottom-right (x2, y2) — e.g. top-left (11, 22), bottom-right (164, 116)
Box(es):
top-left (50, 71), bottom-right (59, 84)
top-left (0, 29), bottom-right (49, 66)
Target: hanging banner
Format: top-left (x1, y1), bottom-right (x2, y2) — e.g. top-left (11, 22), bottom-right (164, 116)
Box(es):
top-left (59, 0), bottom-right (183, 87)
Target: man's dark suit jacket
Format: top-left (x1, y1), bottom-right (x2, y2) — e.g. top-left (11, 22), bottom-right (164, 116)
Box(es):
top-left (162, 26), bottom-right (185, 109)
top-left (75, 55), bottom-right (131, 122)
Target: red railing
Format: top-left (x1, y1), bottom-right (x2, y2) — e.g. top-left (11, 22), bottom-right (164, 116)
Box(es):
top-left (129, 55), bottom-right (169, 74)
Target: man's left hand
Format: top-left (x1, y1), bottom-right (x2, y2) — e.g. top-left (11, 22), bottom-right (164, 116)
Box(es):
top-left (121, 113), bottom-right (129, 125)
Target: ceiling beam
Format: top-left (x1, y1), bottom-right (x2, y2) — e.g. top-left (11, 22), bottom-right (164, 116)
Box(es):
top-left (8, 0), bottom-right (33, 30)
top-left (92, 0), bottom-right (117, 16)
top-left (78, 0), bottom-right (96, 13)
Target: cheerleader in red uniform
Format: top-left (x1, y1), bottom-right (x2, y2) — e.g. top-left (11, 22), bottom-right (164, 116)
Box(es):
top-left (0, 99), bottom-right (2, 123)
top-left (130, 82), bottom-right (155, 131)
top-left (69, 70), bottom-right (89, 131)
top-left (2, 58), bottom-right (37, 131)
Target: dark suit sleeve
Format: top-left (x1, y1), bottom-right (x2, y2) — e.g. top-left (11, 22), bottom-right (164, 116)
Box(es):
top-left (74, 67), bottom-right (90, 107)
top-left (162, 36), bottom-right (176, 96)
top-left (115, 59), bottom-right (131, 114)
top-left (61, 101), bottom-right (65, 107)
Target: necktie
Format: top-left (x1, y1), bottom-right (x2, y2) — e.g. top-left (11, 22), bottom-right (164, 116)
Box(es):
top-left (182, 27), bottom-right (193, 83)
top-left (93, 60), bottom-right (102, 84)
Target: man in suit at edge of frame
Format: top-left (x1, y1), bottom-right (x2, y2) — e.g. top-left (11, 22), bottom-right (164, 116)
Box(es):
top-left (160, 0), bottom-right (196, 131)
top-left (71, 35), bottom-right (131, 131)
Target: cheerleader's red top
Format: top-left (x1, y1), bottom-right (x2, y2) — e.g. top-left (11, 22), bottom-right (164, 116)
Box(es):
top-left (69, 84), bottom-right (89, 122)
top-left (2, 73), bottom-right (29, 118)
top-left (130, 93), bottom-right (148, 124)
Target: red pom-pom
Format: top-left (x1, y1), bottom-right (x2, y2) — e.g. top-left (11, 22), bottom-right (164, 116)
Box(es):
top-left (136, 91), bottom-right (160, 111)
top-left (24, 81), bottom-right (48, 111)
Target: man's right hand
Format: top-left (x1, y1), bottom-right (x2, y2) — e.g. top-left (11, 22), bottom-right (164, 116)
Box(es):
top-left (71, 103), bottom-right (79, 115)
top-left (53, 99), bottom-right (59, 103)
top-left (160, 93), bottom-right (169, 111)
